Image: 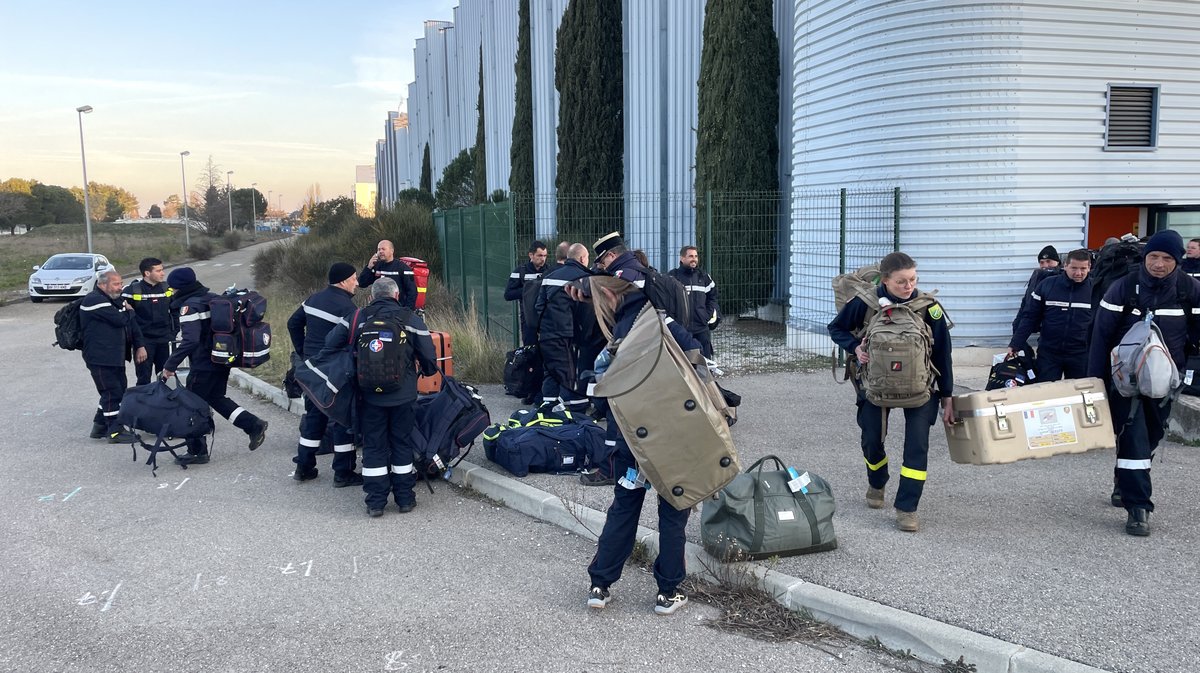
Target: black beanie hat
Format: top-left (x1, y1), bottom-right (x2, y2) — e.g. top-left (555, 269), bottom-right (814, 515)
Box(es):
top-left (1037, 245), bottom-right (1059, 262)
top-left (328, 262), bottom-right (356, 285)
top-left (167, 267), bottom-right (197, 290)
top-left (1144, 230), bottom-right (1184, 264)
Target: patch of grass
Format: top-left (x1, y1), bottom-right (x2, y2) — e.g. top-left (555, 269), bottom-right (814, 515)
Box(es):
top-left (252, 284), bottom-right (303, 388)
top-left (627, 539), bottom-right (652, 567)
top-left (423, 285), bottom-right (508, 384)
top-left (0, 222), bottom-right (187, 291)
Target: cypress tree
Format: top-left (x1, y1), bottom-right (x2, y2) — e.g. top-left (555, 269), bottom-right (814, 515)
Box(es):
top-left (420, 143), bottom-right (432, 195)
top-left (473, 46), bottom-right (488, 205)
top-left (554, 0), bottom-right (623, 244)
top-left (509, 0), bottom-right (535, 243)
top-left (695, 0), bottom-right (780, 315)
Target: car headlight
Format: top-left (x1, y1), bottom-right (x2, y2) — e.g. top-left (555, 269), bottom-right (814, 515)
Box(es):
top-left (31, 276), bottom-right (42, 284)
top-left (74, 275), bottom-right (93, 283)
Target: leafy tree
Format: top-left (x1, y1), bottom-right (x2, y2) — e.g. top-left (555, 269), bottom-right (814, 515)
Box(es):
top-left (396, 188), bottom-right (436, 211)
top-left (147, 204), bottom-right (163, 218)
top-left (232, 187), bottom-right (268, 229)
top-left (69, 182), bottom-right (138, 221)
top-left (473, 46), bottom-right (487, 205)
top-left (0, 191), bottom-right (32, 235)
top-left (300, 183), bottom-right (324, 223)
top-left (695, 0), bottom-right (780, 314)
top-left (162, 194), bottom-right (182, 218)
top-left (510, 0), bottom-right (535, 243)
top-left (420, 143), bottom-right (432, 194)
top-left (103, 194), bottom-right (125, 222)
top-left (554, 0), bottom-right (623, 243)
top-left (434, 148), bottom-right (476, 211)
top-left (305, 196), bottom-right (359, 231)
top-left (33, 184), bottom-right (84, 224)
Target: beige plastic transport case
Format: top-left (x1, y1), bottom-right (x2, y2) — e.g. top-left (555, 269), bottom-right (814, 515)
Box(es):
top-left (945, 377), bottom-right (1116, 465)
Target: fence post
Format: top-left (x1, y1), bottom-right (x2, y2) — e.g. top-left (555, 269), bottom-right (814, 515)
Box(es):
top-left (478, 203), bottom-right (489, 336)
top-left (508, 197), bottom-right (518, 349)
top-left (838, 188), bottom-right (847, 275)
top-left (893, 186), bottom-right (901, 252)
top-left (456, 208), bottom-right (466, 307)
top-left (704, 190), bottom-right (713, 273)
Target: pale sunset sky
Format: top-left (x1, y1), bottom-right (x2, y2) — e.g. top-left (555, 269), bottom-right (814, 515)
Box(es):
top-left (0, 0), bottom-right (457, 214)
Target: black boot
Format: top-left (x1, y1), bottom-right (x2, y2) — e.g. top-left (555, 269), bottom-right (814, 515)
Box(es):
top-left (1110, 484), bottom-right (1123, 508)
top-left (1125, 508), bottom-right (1150, 537)
top-left (247, 420), bottom-right (268, 451)
top-left (90, 422), bottom-right (107, 439)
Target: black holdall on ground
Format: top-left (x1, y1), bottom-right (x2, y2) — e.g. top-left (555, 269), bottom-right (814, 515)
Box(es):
top-left (700, 455), bottom-right (838, 561)
top-left (52, 298), bottom-right (85, 350)
top-left (503, 345), bottom-right (543, 398)
top-left (409, 373), bottom-right (491, 484)
top-left (117, 379), bottom-right (215, 475)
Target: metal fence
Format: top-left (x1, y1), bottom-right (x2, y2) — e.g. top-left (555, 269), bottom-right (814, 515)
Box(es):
top-left (434, 188), bottom-right (899, 374)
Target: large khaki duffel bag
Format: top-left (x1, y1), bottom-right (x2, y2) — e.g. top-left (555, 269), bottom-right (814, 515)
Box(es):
top-left (701, 455), bottom-right (838, 561)
top-left (593, 305), bottom-right (740, 511)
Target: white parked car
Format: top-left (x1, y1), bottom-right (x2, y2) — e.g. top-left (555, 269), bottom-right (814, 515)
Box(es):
top-left (28, 253), bottom-right (115, 303)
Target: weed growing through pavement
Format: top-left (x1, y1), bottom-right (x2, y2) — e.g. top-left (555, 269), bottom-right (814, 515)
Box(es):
top-left (556, 492), bottom-right (601, 539)
top-left (452, 482), bottom-right (506, 509)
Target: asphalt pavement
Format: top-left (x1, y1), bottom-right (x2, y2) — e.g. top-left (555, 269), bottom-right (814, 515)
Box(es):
top-left (2, 262), bottom-right (911, 672)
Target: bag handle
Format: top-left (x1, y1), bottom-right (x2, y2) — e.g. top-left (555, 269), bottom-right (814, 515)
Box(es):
top-left (743, 454), bottom-right (786, 475)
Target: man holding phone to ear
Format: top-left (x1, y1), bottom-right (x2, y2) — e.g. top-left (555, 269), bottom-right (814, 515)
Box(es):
top-left (358, 240), bottom-right (417, 309)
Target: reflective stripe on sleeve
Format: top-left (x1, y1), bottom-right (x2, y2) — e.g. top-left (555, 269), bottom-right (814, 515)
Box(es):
top-left (179, 311), bottom-right (211, 323)
top-left (1156, 308), bottom-right (1185, 316)
top-left (1099, 300), bottom-right (1125, 313)
top-left (405, 326), bottom-right (431, 336)
top-left (80, 302), bottom-right (115, 312)
top-left (1031, 292), bottom-right (1043, 301)
top-left (303, 303), bottom-right (349, 327)
top-left (541, 278), bottom-right (570, 287)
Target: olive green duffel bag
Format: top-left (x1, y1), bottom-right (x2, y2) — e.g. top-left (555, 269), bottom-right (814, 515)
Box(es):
top-left (701, 455), bottom-right (838, 561)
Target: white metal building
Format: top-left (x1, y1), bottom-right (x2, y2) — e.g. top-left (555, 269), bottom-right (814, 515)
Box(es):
top-left (787, 0), bottom-right (1200, 347)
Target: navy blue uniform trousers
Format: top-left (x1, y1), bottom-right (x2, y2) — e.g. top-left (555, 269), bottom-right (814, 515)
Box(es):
top-left (88, 365), bottom-right (127, 433)
top-left (1108, 391), bottom-right (1168, 512)
top-left (135, 342), bottom-right (171, 386)
top-left (856, 393), bottom-right (940, 513)
top-left (294, 398), bottom-right (356, 476)
top-left (359, 401), bottom-right (417, 509)
top-left (1035, 347), bottom-right (1087, 382)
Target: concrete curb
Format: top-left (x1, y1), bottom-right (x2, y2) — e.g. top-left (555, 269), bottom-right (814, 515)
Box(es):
top-left (229, 369), bottom-right (1111, 673)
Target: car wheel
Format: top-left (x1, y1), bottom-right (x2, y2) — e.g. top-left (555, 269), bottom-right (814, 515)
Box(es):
top-left (30, 297), bottom-right (43, 303)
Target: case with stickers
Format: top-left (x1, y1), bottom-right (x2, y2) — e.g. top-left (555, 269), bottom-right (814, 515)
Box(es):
top-left (945, 377), bottom-right (1116, 465)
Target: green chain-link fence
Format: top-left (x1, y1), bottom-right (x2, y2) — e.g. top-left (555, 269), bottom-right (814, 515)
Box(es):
top-left (434, 188), bottom-right (899, 373)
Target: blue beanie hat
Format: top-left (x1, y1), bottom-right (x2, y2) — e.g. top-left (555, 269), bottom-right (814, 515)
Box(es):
top-left (167, 267), bottom-right (197, 289)
top-left (1144, 230), bottom-right (1184, 264)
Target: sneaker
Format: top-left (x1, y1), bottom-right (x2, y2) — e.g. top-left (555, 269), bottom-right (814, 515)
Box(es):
top-left (580, 470), bottom-right (615, 487)
top-left (654, 590), bottom-right (688, 615)
top-left (587, 586), bottom-right (611, 609)
top-left (89, 422), bottom-right (107, 439)
top-left (396, 502), bottom-right (415, 514)
top-left (865, 487), bottom-right (885, 509)
top-left (108, 429), bottom-right (136, 444)
top-left (367, 507), bottom-right (384, 518)
top-left (896, 510), bottom-right (919, 532)
top-left (175, 453), bottom-right (210, 466)
top-left (247, 421), bottom-right (268, 451)
top-left (293, 467), bottom-right (319, 482)
top-left (333, 472), bottom-right (364, 488)
top-left (1125, 508), bottom-right (1150, 537)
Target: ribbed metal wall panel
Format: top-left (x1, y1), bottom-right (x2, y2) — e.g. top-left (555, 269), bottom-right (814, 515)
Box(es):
top-left (426, 21), bottom-right (456, 180)
top-left (453, 1), bottom-right (483, 159)
top-left (409, 40), bottom-right (430, 189)
top-left (483, 0), bottom-right (519, 195)
top-left (788, 0), bottom-right (1200, 346)
top-left (530, 0), bottom-right (570, 238)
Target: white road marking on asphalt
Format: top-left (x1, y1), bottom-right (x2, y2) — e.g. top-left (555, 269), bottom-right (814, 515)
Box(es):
top-left (231, 263), bottom-right (243, 267)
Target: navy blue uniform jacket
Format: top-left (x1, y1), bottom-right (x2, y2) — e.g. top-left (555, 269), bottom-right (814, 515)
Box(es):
top-left (1087, 268), bottom-right (1200, 380)
top-left (164, 286), bottom-right (220, 373)
top-left (827, 286), bottom-right (954, 398)
top-left (358, 258), bottom-right (417, 309)
top-left (121, 279), bottom-right (175, 344)
top-left (320, 297), bottom-right (438, 406)
top-left (535, 259), bottom-right (592, 340)
top-left (287, 285), bottom-right (357, 358)
top-left (666, 265), bottom-right (719, 333)
top-left (80, 288), bottom-right (144, 367)
top-left (1010, 273), bottom-right (1094, 354)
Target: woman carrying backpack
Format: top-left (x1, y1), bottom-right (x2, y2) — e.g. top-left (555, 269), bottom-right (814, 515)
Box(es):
top-left (828, 252), bottom-right (955, 532)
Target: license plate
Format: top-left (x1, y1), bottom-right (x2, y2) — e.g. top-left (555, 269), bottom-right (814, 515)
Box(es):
top-left (47, 284), bottom-right (71, 290)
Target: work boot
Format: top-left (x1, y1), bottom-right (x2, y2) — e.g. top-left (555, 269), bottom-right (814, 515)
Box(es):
top-left (90, 422), bottom-right (107, 439)
top-left (866, 487), bottom-right (885, 509)
top-left (247, 421), bottom-right (268, 451)
top-left (1125, 508), bottom-right (1150, 537)
top-left (896, 510), bottom-right (920, 532)
top-left (293, 467), bottom-right (319, 482)
top-left (1110, 484), bottom-right (1123, 508)
top-left (175, 452), bottom-right (210, 466)
top-left (333, 472), bottom-right (364, 488)
top-left (580, 469), bottom-right (614, 487)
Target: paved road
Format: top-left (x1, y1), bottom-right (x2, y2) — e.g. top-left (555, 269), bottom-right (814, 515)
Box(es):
top-left (0, 244), bottom-right (909, 673)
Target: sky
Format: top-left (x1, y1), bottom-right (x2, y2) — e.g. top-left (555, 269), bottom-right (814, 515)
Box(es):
top-left (0, 0), bottom-right (457, 214)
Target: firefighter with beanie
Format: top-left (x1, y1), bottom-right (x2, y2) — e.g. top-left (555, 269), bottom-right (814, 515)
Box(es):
top-left (319, 277), bottom-right (437, 518)
top-left (1011, 245), bottom-right (1063, 355)
top-left (162, 267), bottom-right (269, 464)
top-left (287, 262), bottom-right (361, 486)
top-left (81, 269), bottom-right (146, 443)
top-left (1088, 229), bottom-right (1200, 536)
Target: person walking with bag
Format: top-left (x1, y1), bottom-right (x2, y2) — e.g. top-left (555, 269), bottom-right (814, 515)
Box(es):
top-left (827, 252), bottom-right (955, 532)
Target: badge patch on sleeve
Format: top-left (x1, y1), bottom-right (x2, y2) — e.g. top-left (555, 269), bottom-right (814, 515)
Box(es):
top-left (928, 304), bottom-right (943, 320)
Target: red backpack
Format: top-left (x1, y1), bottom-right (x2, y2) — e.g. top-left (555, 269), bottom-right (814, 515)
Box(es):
top-left (400, 257), bottom-right (429, 309)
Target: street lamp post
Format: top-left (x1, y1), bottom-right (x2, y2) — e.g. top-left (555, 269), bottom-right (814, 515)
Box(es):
top-left (226, 170), bottom-right (234, 233)
top-left (250, 182), bottom-right (257, 240)
top-left (76, 105), bottom-right (94, 253)
top-left (278, 194), bottom-right (283, 215)
top-left (267, 189), bottom-right (272, 216)
top-left (179, 151), bottom-right (191, 247)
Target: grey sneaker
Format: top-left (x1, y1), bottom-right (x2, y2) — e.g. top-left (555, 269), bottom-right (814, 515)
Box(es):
top-left (587, 586), bottom-right (611, 609)
top-left (654, 590), bottom-right (688, 615)
top-left (896, 510), bottom-right (919, 532)
top-left (866, 487), bottom-right (885, 509)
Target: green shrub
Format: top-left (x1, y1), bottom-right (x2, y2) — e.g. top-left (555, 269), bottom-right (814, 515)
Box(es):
top-left (222, 231), bottom-right (242, 250)
top-left (188, 238), bottom-right (215, 260)
top-left (252, 243), bottom-right (289, 288)
top-left (375, 202), bottom-right (440, 277)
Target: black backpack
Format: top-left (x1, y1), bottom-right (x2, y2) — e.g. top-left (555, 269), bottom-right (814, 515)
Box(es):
top-left (409, 374), bottom-right (491, 486)
top-left (117, 380), bottom-right (215, 475)
top-left (354, 307), bottom-right (414, 394)
top-left (503, 345), bottom-right (543, 398)
top-left (210, 288), bottom-right (272, 368)
top-left (1091, 241), bottom-right (1143, 309)
top-left (52, 298), bottom-right (85, 350)
top-left (986, 351), bottom-right (1039, 390)
top-left (641, 268), bottom-right (691, 327)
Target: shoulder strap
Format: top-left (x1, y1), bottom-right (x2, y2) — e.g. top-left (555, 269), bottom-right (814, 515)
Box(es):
top-left (348, 308), bottom-right (361, 346)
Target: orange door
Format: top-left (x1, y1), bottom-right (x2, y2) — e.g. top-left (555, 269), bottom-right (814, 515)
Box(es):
top-left (1087, 206), bottom-right (1141, 248)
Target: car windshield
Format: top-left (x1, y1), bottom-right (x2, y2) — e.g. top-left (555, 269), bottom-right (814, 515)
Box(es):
top-left (42, 256), bottom-right (95, 271)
